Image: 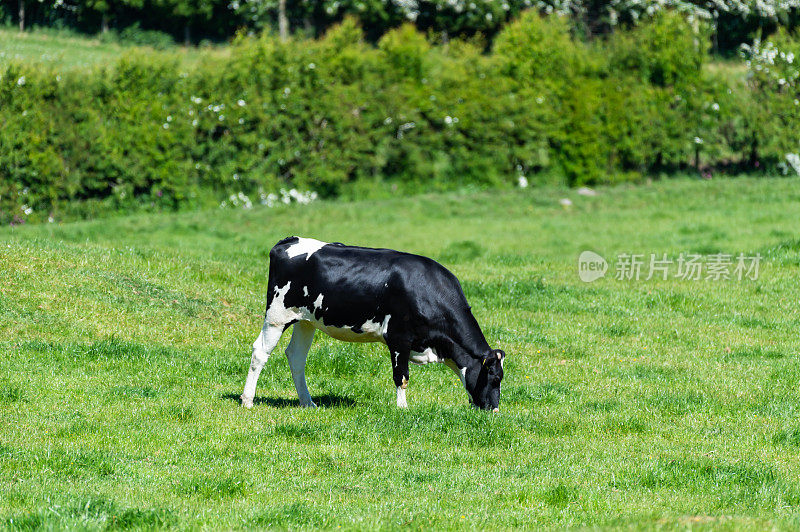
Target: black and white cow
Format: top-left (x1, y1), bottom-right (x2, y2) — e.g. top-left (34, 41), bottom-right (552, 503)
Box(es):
top-left (240, 237), bottom-right (505, 411)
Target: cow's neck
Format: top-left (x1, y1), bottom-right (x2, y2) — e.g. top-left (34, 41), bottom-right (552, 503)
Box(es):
top-left (444, 309), bottom-right (491, 369)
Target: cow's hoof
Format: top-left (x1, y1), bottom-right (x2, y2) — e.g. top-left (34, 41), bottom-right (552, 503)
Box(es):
top-left (300, 401), bottom-right (318, 408)
top-left (240, 395), bottom-right (254, 409)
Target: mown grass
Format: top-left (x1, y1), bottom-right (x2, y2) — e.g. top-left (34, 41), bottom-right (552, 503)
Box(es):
top-left (2, 176), bottom-right (800, 529)
top-left (0, 27), bottom-right (127, 68)
top-left (0, 27), bottom-right (222, 69)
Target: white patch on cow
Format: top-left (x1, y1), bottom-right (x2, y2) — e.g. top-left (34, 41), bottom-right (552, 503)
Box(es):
top-left (266, 282), bottom-right (303, 326)
top-left (302, 313), bottom-right (389, 344)
top-left (303, 286), bottom-right (309, 297)
top-left (396, 386), bottom-right (408, 408)
top-left (313, 294), bottom-right (324, 310)
top-left (361, 318), bottom-right (381, 336)
top-left (252, 329), bottom-right (264, 352)
top-left (286, 237), bottom-right (327, 260)
top-left (360, 315), bottom-right (390, 338)
top-left (410, 347), bottom-right (443, 365)
top-left (312, 324), bottom-right (367, 343)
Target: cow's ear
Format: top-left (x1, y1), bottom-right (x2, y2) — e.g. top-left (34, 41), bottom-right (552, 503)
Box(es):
top-left (495, 349), bottom-right (505, 360)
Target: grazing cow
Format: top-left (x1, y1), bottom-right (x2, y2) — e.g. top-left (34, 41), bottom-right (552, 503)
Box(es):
top-left (240, 237), bottom-right (505, 411)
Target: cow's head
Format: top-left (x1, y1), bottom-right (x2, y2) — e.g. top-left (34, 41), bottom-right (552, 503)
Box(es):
top-left (468, 349), bottom-right (505, 412)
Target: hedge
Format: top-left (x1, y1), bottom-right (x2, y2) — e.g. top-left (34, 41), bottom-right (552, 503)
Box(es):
top-left (1, 11), bottom-right (799, 223)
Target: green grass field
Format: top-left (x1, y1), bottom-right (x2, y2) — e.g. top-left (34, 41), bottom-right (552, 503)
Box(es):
top-left (0, 28), bottom-right (221, 69)
top-left (2, 176), bottom-right (800, 529)
top-left (0, 28), bottom-right (131, 68)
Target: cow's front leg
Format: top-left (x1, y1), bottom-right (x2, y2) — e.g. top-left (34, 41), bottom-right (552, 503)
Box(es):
top-left (388, 347), bottom-right (410, 408)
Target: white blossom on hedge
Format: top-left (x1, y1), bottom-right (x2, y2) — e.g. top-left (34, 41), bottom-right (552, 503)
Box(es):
top-left (222, 188), bottom-right (318, 209)
top-left (787, 153), bottom-right (800, 176)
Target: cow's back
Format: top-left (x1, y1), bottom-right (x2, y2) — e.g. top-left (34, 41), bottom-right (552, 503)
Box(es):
top-left (265, 237), bottom-right (471, 342)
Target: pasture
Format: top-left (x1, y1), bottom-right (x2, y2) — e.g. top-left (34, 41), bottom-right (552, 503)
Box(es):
top-left (0, 28), bottom-right (130, 68)
top-left (2, 176), bottom-right (800, 529)
top-left (0, 28), bottom-right (217, 69)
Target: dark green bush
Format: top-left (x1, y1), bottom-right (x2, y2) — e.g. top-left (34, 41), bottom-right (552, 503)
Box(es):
top-left (119, 23), bottom-right (175, 49)
top-left (97, 24), bottom-right (176, 50)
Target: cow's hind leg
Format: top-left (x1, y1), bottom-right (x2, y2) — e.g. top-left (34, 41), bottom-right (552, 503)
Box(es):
top-left (286, 321), bottom-right (317, 408)
top-left (241, 322), bottom-right (285, 408)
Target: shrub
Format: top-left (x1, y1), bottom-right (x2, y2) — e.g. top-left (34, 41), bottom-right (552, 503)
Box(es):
top-left (608, 12), bottom-right (709, 87)
top-left (493, 12), bottom-right (587, 84)
top-left (378, 24), bottom-right (432, 82)
top-left (120, 23), bottom-right (176, 49)
top-left (740, 30), bottom-right (800, 170)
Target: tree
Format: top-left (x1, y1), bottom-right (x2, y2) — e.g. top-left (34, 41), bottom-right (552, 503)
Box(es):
top-left (278, 0), bottom-right (287, 40)
top-left (85, 0), bottom-right (110, 32)
top-left (75, 0), bottom-right (145, 33)
top-left (154, 0), bottom-right (215, 44)
top-left (230, 0), bottom-right (296, 38)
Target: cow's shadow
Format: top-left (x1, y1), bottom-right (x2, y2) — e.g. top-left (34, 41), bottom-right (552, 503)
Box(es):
top-left (221, 393), bottom-right (356, 408)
